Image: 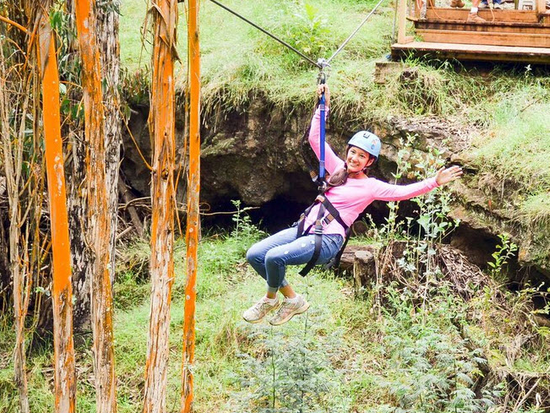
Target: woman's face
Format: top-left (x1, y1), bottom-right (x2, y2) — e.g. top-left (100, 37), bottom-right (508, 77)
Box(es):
top-left (346, 146), bottom-right (372, 174)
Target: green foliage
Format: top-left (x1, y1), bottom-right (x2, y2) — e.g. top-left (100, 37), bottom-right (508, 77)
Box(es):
top-left (2, 223), bottom-right (550, 412)
top-left (232, 322), bottom-right (350, 412)
top-left (373, 284), bottom-right (499, 413)
top-left (230, 199), bottom-right (263, 240)
top-left (471, 93), bottom-right (550, 230)
top-left (487, 233), bottom-right (518, 280)
top-left (120, 67), bottom-right (150, 107)
top-left (257, 0), bottom-right (331, 70)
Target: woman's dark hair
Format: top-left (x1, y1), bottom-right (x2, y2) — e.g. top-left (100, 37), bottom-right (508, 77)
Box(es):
top-left (327, 166), bottom-right (349, 187)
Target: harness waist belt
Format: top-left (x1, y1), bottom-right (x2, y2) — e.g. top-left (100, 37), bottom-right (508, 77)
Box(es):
top-left (297, 194), bottom-right (349, 276)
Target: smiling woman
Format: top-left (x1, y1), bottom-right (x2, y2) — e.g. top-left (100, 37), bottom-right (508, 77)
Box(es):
top-left (242, 83), bottom-right (464, 327)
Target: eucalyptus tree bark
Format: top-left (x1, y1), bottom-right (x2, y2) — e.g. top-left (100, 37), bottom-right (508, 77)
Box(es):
top-left (65, 0), bottom-right (92, 332)
top-left (143, 1), bottom-right (178, 412)
top-left (37, 13), bottom-right (77, 413)
top-left (0, 31), bottom-right (32, 413)
top-left (74, 0), bottom-right (118, 411)
top-left (68, 0), bottom-right (121, 333)
top-left (181, 0), bottom-right (200, 412)
top-left (97, 0), bottom-right (122, 282)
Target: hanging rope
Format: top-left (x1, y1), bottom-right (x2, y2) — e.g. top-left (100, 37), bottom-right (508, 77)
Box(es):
top-left (318, 72), bottom-right (327, 185)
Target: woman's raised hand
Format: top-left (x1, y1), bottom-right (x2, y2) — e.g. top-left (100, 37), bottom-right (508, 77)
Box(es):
top-left (435, 165), bottom-right (463, 186)
top-left (317, 84), bottom-right (330, 108)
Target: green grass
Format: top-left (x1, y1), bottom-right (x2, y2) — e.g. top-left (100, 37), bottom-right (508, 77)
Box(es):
top-left (466, 89), bottom-right (550, 263)
top-left (2, 227), bottom-right (549, 412)
top-left (2, 2), bottom-right (543, 411)
top-left (119, 0), bottom-right (150, 70)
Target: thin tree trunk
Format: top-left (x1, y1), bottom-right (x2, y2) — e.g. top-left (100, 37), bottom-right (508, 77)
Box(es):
top-left (0, 27), bottom-right (31, 413)
top-left (37, 13), bottom-right (77, 413)
top-left (73, 0), bottom-right (118, 411)
top-left (118, 175), bottom-right (145, 237)
top-left (142, 1), bottom-right (178, 412)
top-left (97, 0), bottom-right (122, 283)
top-left (62, 0), bottom-right (94, 334)
top-left (181, 0), bottom-right (200, 411)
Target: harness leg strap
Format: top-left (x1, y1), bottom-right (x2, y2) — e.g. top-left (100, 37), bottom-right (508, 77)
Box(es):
top-left (299, 204), bottom-right (325, 277)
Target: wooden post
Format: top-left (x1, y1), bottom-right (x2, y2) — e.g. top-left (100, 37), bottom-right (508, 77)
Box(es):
top-left (37, 15), bottom-right (76, 413)
top-left (536, 0), bottom-right (546, 15)
top-left (398, 0), bottom-right (409, 44)
top-left (181, 0), bottom-right (200, 411)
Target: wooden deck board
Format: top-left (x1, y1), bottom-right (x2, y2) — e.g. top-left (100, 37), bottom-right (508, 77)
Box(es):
top-left (416, 28), bottom-right (550, 47)
top-left (416, 21), bottom-right (550, 33)
top-left (425, 8), bottom-right (550, 23)
top-left (391, 41), bottom-right (550, 63)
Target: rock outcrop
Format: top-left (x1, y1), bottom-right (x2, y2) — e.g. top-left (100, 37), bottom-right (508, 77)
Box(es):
top-left (120, 93), bottom-right (549, 284)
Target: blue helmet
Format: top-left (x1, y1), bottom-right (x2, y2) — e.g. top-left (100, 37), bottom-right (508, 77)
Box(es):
top-left (348, 131), bottom-right (381, 159)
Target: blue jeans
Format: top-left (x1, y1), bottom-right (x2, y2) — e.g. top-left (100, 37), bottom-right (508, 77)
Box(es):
top-left (246, 227), bottom-right (344, 293)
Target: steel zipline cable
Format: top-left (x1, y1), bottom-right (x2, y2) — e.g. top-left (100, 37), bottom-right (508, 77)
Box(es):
top-left (208, 0), bottom-right (321, 69)
top-left (208, 0), bottom-right (387, 71)
top-left (326, 0), bottom-right (386, 64)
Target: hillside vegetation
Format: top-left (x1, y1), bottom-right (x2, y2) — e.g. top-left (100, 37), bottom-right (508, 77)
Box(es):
top-left (122, 0), bottom-right (549, 262)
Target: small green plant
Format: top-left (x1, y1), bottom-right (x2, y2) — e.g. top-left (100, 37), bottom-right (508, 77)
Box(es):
top-left (120, 67), bottom-right (151, 107)
top-left (283, 1), bottom-right (330, 60)
top-left (256, 0), bottom-right (331, 70)
top-left (374, 284), bottom-right (500, 413)
top-left (487, 233), bottom-right (518, 280)
top-left (230, 199), bottom-right (262, 240)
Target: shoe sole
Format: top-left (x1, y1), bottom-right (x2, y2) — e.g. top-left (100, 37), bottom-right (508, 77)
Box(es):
top-left (269, 301), bottom-right (310, 326)
top-left (243, 316), bottom-right (264, 324)
top-left (243, 303), bottom-right (280, 324)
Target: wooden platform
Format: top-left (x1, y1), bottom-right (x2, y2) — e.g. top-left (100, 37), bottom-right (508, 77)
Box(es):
top-left (391, 7), bottom-right (550, 64)
top-left (391, 40), bottom-right (550, 63)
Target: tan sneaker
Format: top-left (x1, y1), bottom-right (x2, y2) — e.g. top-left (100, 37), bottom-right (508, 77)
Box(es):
top-left (269, 294), bottom-right (310, 326)
top-left (243, 297), bottom-right (279, 324)
top-left (467, 12), bottom-right (486, 22)
top-left (450, 0), bottom-right (465, 7)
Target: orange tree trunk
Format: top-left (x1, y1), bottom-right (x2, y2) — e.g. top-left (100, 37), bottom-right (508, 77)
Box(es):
top-left (73, 0), bottom-right (118, 411)
top-left (142, 1), bottom-right (178, 412)
top-left (181, 0), bottom-right (200, 412)
top-left (37, 13), bottom-right (76, 413)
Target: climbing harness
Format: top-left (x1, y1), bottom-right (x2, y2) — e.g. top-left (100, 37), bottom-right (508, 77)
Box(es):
top-left (296, 193), bottom-right (351, 276)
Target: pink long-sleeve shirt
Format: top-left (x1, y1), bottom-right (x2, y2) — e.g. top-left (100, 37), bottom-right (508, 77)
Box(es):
top-left (304, 108), bottom-right (439, 238)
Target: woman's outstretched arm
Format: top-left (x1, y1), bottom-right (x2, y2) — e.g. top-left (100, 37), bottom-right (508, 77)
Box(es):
top-left (373, 165), bottom-right (463, 202)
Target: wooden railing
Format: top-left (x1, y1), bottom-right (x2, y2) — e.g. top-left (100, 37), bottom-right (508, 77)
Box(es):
top-left (397, 0), bottom-right (415, 43)
top-left (396, 0), bottom-right (549, 45)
